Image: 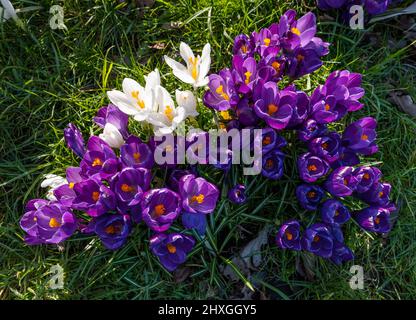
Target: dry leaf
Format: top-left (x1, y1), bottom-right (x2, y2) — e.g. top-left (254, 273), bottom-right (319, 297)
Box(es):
top-left (389, 91), bottom-right (416, 117)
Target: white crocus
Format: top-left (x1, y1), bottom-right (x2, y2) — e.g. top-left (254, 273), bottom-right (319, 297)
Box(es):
top-left (176, 89), bottom-right (198, 117)
top-left (107, 69), bottom-right (161, 122)
top-left (41, 174), bottom-right (67, 201)
top-left (99, 123), bottom-right (125, 148)
top-left (164, 42), bottom-right (211, 88)
top-left (148, 86), bottom-right (186, 136)
top-left (0, 0), bottom-right (17, 22)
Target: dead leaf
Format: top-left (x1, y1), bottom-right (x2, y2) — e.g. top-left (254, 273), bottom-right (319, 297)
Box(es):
top-left (149, 42), bottom-right (166, 50)
top-left (389, 91), bottom-right (416, 117)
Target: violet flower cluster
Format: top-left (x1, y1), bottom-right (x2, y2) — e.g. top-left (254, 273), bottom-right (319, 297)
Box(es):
top-left (20, 105), bottom-right (219, 272)
top-left (317, 0), bottom-right (394, 16)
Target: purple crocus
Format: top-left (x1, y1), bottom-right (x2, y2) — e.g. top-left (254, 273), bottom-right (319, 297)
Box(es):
top-left (64, 123), bottom-right (86, 158)
top-left (141, 188), bottom-right (181, 232)
top-left (231, 56), bottom-right (258, 94)
top-left (20, 200), bottom-right (77, 245)
top-left (317, 0), bottom-right (348, 10)
top-left (353, 166), bottom-right (382, 193)
top-left (182, 212), bottom-right (207, 235)
top-left (257, 53), bottom-right (286, 82)
top-left (355, 206), bottom-right (391, 233)
top-left (120, 135), bottom-right (154, 169)
top-left (302, 223), bottom-right (334, 258)
top-left (296, 184), bottom-right (325, 210)
top-left (80, 136), bottom-right (119, 179)
top-left (262, 149), bottom-right (285, 180)
top-left (253, 82), bottom-right (295, 130)
top-left (320, 199), bottom-right (351, 225)
top-left (179, 174), bottom-right (219, 214)
top-left (358, 182), bottom-right (391, 206)
top-left (203, 68), bottom-right (239, 111)
top-left (232, 34), bottom-right (254, 58)
top-left (72, 178), bottom-right (116, 217)
top-left (228, 184), bottom-right (247, 204)
top-left (324, 166), bottom-right (359, 197)
top-left (250, 27), bottom-right (280, 57)
top-left (236, 98), bottom-right (260, 127)
top-left (94, 214), bottom-right (131, 250)
top-left (297, 152), bottom-right (329, 183)
top-left (330, 242), bottom-right (354, 265)
top-left (168, 169), bottom-right (193, 192)
top-left (298, 119), bottom-right (327, 142)
top-left (150, 233), bottom-right (195, 272)
top-left (276, 220), bottom-right (302, 251)
top-left (331, 147), bottom-right (360, 169)
top-left (342, 117), bottom-right (378, 155)
top-left (308, 132), bottom-right (341, 163)
top-left (287, 90), bottom-right (309, 128)
top-left (94, 104), bottom-right (129, 139)
top-left (113, 167), bottom-right (150, 206)
top-left (365, 0), bottom-right (390, 15)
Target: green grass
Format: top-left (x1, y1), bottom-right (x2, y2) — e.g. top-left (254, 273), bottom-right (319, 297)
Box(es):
top-left (1, 0), bottom-right (416, 299)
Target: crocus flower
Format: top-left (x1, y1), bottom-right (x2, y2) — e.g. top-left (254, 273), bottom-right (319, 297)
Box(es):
top-left (302, 223), bottom-right (334, 258)
top-left (280, 11), bottom-right (317, 50)
top-left (297, 152), bottom-right (329, 183)
top-left (0, 0), bottom-right (18, 22)
top-left (120, 136), bottom-right (154, 169)
top-left (342, 117), bottom-right (378, 155)
top-left (148, 86), bottom-right (186, 135)
top-left (250, 27), bottom-right (280, 57)
top-left (179, 174), bottom-right (219, 214)
top-left (94, 104), bottom-right (129, 139)
top-left (99, 123), bottom-right (125, 148)
top-left (40, 174), bottom-right (67, 201)
top-left (94, 214), bottom-right (131, 250)
top-left (228, 184), bottom-right (247, 204)
top-left (355, 206), bottom-right (391, 233)
top-left (253, 82), bottom-right (296, 130)
top-left (365, 0), bottom-right (390, 15)
top-left (324, 166), bottom-right (359, 197)
top-left (317, 0), bottom-right (348, 10)
top-left (358, 182), bottom-right (391, 207)
top-left (175, 90), bottom-right (198, 117)
top-left (236, 98), bottom-right (260, 127)
top-left (168, 169), bottom-right (193, 192)
top-left (320, 199), bottom-right (351, 225)
top-left (287, 46), bottom-right (324, 79)
top-left (275, 220), bottom-right (302, 250)
top-left (296, 184), bottom-right (325, 210)
top-left (20, 200), bottom-right (77, 245)
top-left (262, 149), bottom-right (285, 180)
top-left (72, 178), bottom-right (116, 217)
top-left (260, 127), bottom-right (279, 154)
top-left (150, 233), bottom-right (195, 272)
top-left (141, 188), bottom-right (181, 232)
top-left (330, 242), bottom-right (354, 265)
top-left (353, 166), bottom-right (382, 193)
top-left (297, 119), bottom-right (327, 142)
top-left (330, 147), bottom-right (360, 169)
top-left (257, 53), bottom-right (286, 82)
top-left (232, 56), bottom-right (258, 94)
top-left (308, 132), bottom-right (341, 163)
top-left (80, 136), bottom-right (119, 179)
top-left (286, 90), bottom-right (309, 128)
top-left (107, 69), bottom-right (160, 121)
top-left (113, 167), bottom-right (150, 206)
top-left (164, 42), bottom-right (211, 88)
top-left (182, 212), bottom-right (207, 235)
top-left (203, 68), bottom-right (239, 111)
top-left (232, 34), bottom-right (254, 58)
top-left (64, 123), bottom-right (86, 158)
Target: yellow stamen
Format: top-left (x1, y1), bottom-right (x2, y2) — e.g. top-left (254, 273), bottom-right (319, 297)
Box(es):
top-left (133, 152), bottom-right (141, 162)
top-left (92, 158), bottom-right (102, 167)
top-left (267, 103), bottom-right (278, 115)
top-left (307, 191), bottom-right (316, 198)
top-left (263, 136), bottom-right (272, 145)
top-left (266, 159), bottom-right (274, 169)
top-left (291, 27), bottom-right (301, 36)
top-left (343, 178), bottom-right (349, 186)
top-left (263, 38), bottom-right (271, 46)
top-left (313, 235), bottom-right (320, 242)
top-left (164, 106), bottom-right (174, 122)
top-left (105, 225), bottom-right (121, 235)
top-left (69, 182), bottom-right (75, 189)
top-left (324, 104), bottom-right (331, 111)
top-left (121, 184), bottom-right (134, 193)
top-left (374, 217), bottom-right (380, 225)
top-left (379, 191), bottom-right (384, 198)
top-left (190, 194), bottom-right (204, 204)
top-left (335, 210), bottom-right (340, 216)
top-left (363, 173), bottom-right (370, 179)
top-left (215, 85), bottom-right (230, 101)
top-left (154, 204), bottom-right (166, 217)
top-left (167, 243), bottom-right (177, 254)
top-left (244, 71), bottom-right (252, 85)
top-left (189, 57), bottom-right (198, 80)
top-left (361, 134), bottom-right (368, 141)
top-left (49, 217), bottom-right (61, 228)
top-left (241, 45), bottom-right (248, 53)
top-left (219, 110), bottom-right (232, 120)
top-left (296, 54), bottom-right (304, 62)
top-left (322, 142), bottom-right (329, 150)
top-left (308, 164), bottom-right (317, 172)
top-left (92, 191), bottom-right (100, 202)
top-left (132, 91), bottom-right (145, 109)
top-left (272, 61), bottom-right (281, 72)
top-left (286, 231), bottom-right (293, 241)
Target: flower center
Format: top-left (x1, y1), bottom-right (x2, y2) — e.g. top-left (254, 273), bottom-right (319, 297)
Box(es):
top-left (263, 136), bottom-right (272, 145)
top-left (267, 103), bottom-right (278, 115)
top-left (92, 191), bottom-right (100, 202)
top-left (313, 235), bottom-right (320, 242)
top-left (69, 182), bottom-right (75, 189)
top-left (322, 142), bottom-right (329, 150)
top-left (188, 57), bottom-right (198, 80)
top-left (121, 184), bottom-right (134, 192)
top-left (164, 106), bottom-right (174, 122)
top-left (49, 217), bottom-right (61, 228)
top-left (105, 224), bottom-right (121, 235)
top-left (335, 210), bottom-right (340, 216)
top-left (132, 91), bottom-right (145, 109)
top-left (166, 243), bottom-right (177, 254)
top-left (241, 45), bottom-right (248, 53)
top-left (307, 191), bottom-right (316, 198)
top-left (215, 85), bottom-right (230, 101)
top-left (263, 38), bottom-right (271, 46)
top-left (343, 178), bottom-right (349, 185)
top-left (266, 159), bottom-right (274, 169)
top-left (272, 61), bottom-right (281, 72)
top-left (363, 173), bottom-right (370, 179)
top-left (244, 71), bottom-right (252, 84)
top-left (361, 134), bottom-right (368, 140)
top-left (291, 27), bottom-right (301, 36)
top-left (379, 191), bottom-right (384, 198)
top-left (285, 231), bottom-right (293, 240)
top-left (324, 104), bottom-right (331, 111)
top-left (374, 217), bottom-right (380, 225)
top-left (154, 204), bottom-right (166, 217)
top-left (133, 152), bottom-right (141, 162)
top-left (296, 54), bottom-right (304, 62)
top-left (191, 194), bottom-right (205, 204)
top-left (308, 164), bottom-right (317, 172)
top-left (92, 158), bottom-right (103, 167)
top-left (220, 110), bottom-right (232, 120)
